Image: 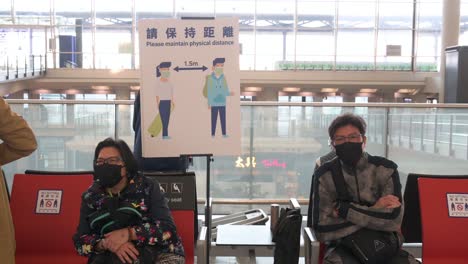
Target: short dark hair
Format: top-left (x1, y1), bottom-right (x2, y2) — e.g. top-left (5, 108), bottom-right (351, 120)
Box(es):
top-left (156, 61), bottom-right (172, 77)
top-left (328, 113), bottom-right (367, 139)
top-left (94, 137), bottom-right (138, 176)
top-left (213, 57), bottom-right (225, 66)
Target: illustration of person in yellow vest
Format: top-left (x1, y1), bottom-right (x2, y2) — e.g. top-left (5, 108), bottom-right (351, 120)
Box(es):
top-left (203, 58), bottom-right (233, 138)
top-left (148, 61), bottom-right (174, 139)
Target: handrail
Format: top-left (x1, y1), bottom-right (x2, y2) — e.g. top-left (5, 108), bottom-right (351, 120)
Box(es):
top-left (7, 99), bottom-right (468, 108)
top-left (197, 198), bottom-right (309, 205)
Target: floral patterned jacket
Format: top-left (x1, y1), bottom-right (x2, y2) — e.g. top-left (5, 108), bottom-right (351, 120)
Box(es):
top-left (72, 173), bottom-right (184, 259)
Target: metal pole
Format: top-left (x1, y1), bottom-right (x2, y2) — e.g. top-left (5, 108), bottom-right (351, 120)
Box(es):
top-left (384, 108), bottom-right (389, 158)
top-left (249, 105), bottom-right (254, 209)
top-left (411, 0), bottom-right (417, 72)
top-left (205, 155), bottom-right (212, 264)
top-left (114, 104), bottom-right (119, 139)
top-left (433, 111), bottom-right (438, 153)
top-left (408, 115), bottom-right (413, 148)
top-left (449, 115), bottom-right (453, 156)
top-left (6, 56), bottom-right (9, 80)
top-left (420, 115), bottom-right (425, 151)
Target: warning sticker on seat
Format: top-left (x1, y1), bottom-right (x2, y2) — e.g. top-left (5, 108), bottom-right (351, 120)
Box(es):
top-left (447, 193), bottom-right (468, 217)
top-left (35, 190), bottom-right (62, 214)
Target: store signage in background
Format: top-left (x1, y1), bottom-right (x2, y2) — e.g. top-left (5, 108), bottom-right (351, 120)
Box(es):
top-left (235, 156), bottom-right (256, 168)
top-left (235, 156), bottom-right (287, 169)
top-left (386, 45), bottom-right (402, 57)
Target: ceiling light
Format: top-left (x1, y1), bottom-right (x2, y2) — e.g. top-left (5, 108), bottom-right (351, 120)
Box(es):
top-left (67, 89), bottom-right (80, 94)
top-left (244, 86), bottom-right (263, 92)
top-left (397, 89), bottom-right (415, 94)
top-left (92, 86), bottom-right (109, 90)
top-left (242, 91), bottom-right (257, 96)
top-left (283, 87), bottom-right (301, 92)
top-left (321, 88), bottom-right (338, 93)
top-left (360, 88), bottom-right (377, 93)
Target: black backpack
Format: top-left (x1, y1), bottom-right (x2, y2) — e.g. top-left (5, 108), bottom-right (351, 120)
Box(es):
top-left (272, 207), bottom-right (302, 264)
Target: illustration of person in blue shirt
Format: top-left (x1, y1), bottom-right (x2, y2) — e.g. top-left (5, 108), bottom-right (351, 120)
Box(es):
top-left (203, 57), bottom-right (233, 138)
top-left (155, 61), bottom-right (174, 139)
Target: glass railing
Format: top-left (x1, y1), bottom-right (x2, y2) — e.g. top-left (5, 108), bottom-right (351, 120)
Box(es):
top-left (0, 54), bottom-right (46, 81)
top-left (5, 100), bottom-right (468, 214)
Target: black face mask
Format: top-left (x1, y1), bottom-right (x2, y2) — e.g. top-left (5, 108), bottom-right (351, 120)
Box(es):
top-left (93, 164), bottom-right (123, 188)
top-left (334, 142), bottom-right (363, 167)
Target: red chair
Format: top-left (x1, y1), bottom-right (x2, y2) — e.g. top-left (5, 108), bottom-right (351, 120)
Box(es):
top-left (418, 177), bottom-right (468, 264)
top-left (10, 173), bottom-right (93, 264)
top-left (11, 173), bottom-right (196, 264)
top-left (172, 211), bottom-right (195, 264)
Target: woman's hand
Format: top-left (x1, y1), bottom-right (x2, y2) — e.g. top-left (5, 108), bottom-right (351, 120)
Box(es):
top-left (104, 228), bottom-right (130, 252)
top-left (115, 242), bottom-right (139, 264)
top-left (372, 195), bottom-right (401, 209)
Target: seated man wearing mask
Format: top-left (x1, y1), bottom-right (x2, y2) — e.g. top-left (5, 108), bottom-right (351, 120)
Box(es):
top-left (73, 138), bottom-right (185, 264)
top-left (308, 113), bottom-right (418, 264)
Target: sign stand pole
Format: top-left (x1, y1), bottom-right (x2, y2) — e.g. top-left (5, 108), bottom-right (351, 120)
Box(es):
top-left (181, 153), bottom-right (213, 264)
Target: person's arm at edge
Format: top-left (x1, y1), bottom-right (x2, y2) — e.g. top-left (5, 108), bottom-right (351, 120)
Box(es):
top-left (0, 98), bottom-right (37, 165)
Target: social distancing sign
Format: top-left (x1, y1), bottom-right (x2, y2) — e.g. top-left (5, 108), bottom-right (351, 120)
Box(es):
top-left (35, 190), bottom-right (63, 214)
top-left (447, 193), bottom-right (468, 217)
top-left (138, 18), bottom-right (241, 157)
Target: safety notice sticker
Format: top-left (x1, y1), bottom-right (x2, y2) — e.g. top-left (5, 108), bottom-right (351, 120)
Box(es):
top-left (36, 190), bottom-right (62, 214)
top-left (447, 193), bottom-right (468, 217)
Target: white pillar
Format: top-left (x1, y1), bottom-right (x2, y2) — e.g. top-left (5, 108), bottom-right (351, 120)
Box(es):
top-left (440, 0), bottom-right (460, 103)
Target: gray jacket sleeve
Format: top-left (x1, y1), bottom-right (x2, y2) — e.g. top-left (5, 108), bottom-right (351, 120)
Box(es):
top-left (312, 170), bottom-right (361, 242)
top-left (336, 169), bottom-right (403, 232)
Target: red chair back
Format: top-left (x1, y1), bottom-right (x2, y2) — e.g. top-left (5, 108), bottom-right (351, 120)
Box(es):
top-left (172, 211), bottom-right (195, 264)
top-left (10, 174), bottom-right (93, 264)
top-left (418, 177), bottom-right (468, 264)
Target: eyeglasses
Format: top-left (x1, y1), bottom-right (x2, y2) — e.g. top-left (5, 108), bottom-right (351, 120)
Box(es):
top-left (95, 156), bottom-right (123, 166)
top-left (331, 133), bottom-right (363, 146)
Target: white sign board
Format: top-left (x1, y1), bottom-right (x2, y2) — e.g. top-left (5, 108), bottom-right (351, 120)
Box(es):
top-left (35, 190), bottom-right (62, 214)
top-left (138, 18), bottom-right (241, 157)
top-left (386, 45), bottom-right (402, 57)
top-left (447, 193), bottom-right (468, 217)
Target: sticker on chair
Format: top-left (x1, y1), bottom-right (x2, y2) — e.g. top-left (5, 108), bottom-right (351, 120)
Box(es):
top-left (35, 190), bottom-right (63, 214)
top-left (447, 193), bottom-right (468, 217)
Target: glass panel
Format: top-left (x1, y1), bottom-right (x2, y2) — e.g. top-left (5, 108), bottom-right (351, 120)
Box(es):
top-left (255, 0), bottom-right (295, 71)
top-left (378, 2), bottom-right (413, 30)
top-left (216, 0), bottom-right (255, 70)
top-left (14, 0), bottom-right (50, 25)
top-left (337, 1), bottom-right (376, 29)
top-left (376, 29), bottom-right (412, 71)
top-left (3, 102), bottom-right (116, 185)
top-left (4, 102), bottom-right (392, 214)
top-left (176, 0), bottom-right (215, 17)
top-left (296, 0), bottom-right (336, 71)
top-left (0, 1), bottom-right (12, 24)
top-left (95, 26), bottom-right (133, 69)
top-left (388, 107), bottom-right (468, 189)
top-left (54, 0), bottom-right (92, 26)
top-left (239, 32), bottom-right (255, 70)
top-left (95, 0), bottom-right (132, 25)
top-left (459, 2), bottom-right (468, 45)
top-left (415, 0), bottom-right (442, 72)
top-left (136, 0), bottom-right (174, 20)
top-left (336, 1), bottom-right (376, 69)
top-left (8, 101), bottom-right (468, 212)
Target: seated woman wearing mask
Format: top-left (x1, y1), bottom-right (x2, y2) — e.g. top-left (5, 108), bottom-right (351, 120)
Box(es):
top-left (73, 138), bottom-right (185, 264)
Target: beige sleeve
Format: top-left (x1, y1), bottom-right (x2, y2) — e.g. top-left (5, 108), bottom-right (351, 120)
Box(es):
top-left (0, 98), bottom-right (37, 166)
